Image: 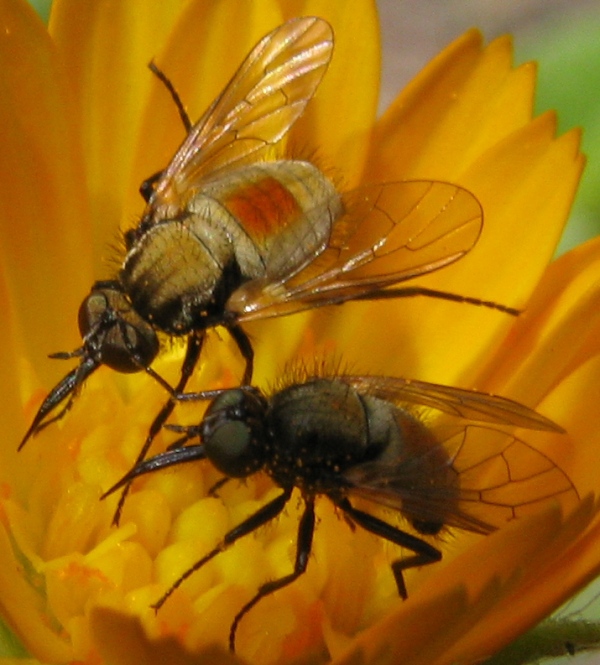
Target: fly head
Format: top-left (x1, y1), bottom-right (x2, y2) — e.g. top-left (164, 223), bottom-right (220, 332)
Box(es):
top-left (78, 282), bottom-right (159, 372)
top-left (201, 388), bottom-right (269, 478)
top-left (18, 282), bottom-right (160, 450)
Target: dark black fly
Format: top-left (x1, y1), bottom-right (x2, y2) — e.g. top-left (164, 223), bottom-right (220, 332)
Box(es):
top-left (104, 372), bottom-right (576, 652)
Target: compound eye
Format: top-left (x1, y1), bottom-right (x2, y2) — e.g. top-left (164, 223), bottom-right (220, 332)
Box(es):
top-left (203, 389), bottom-right (266, 477)
top-left (78, 289), bottom-right (159, 373)
top-left (204, 420), bottom-right (258, 478)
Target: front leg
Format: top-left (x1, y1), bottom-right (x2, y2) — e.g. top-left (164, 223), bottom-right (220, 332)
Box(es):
top-left (152, 488), bottom-right (293, 614)
top-left (112, 331), bottom-right (204, 525)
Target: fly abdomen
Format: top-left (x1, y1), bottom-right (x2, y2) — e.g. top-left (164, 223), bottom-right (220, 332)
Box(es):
top-left (355, 396), bottom-right (459, 535)
top-left (199, 160), bottom-right (343, 281)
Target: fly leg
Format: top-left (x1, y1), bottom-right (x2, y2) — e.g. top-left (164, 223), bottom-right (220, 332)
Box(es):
top-left (138, 63), bottom-right (191, 205)
top-left (351, 286), bottom-right (520, 316)
top-left (111, 331), bottom-right (204, 525)
top-left (151, 488), bottom-right (293, 619)
top-left (335, 497), bottom-right (441, 599)
top-left (148, 61), bottom-right (192, 132)
top-left (229, 496), bottom-right (316, 652)
top-left (103, 444), bottom-right (207, 497)
top-left (207, 476), bottom-right (230, 497)
top-left (228, 323), bottom-right (254, 385)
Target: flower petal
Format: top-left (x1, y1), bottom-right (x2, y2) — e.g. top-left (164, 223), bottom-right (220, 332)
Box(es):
top-left (0, 519), bottom-right (72, 662)
top-left (0, 0), bottom-right (92, 377)
top-left (368, 32), bottom-right (534, 182)
top-left (89, 606), bottom-right (243, 665)
top-left (477, 236), bottom-right (600, 498)
top-left (480, 235), bottom-right (600, 404)
top-left (330, 499), bottom-right (597, 665)
top-left (310, 33), bottom-right (584, 387)
top-left (49, 0), bottom-right (189, 266)
top-left (288, 0), bottom-right (380, 187)
top-left (443, 500), bottom-right (600, 664)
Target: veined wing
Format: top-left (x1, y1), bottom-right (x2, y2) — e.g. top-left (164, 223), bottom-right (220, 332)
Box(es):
top-left (231, 180), bottom-right (484, 320)
top-left (150, 17), bottom-right (334, 215)
top-left (337, 374), bottom-right (564, 432)
top-left (345, 425), bottom-right (578, 533)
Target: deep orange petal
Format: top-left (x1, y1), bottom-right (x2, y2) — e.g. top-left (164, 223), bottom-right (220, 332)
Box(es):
top-left (367, 32), bottom-right (534, 183)
top-left (330, 500), bottom-right (596, 665)
top-left (443, 500), bottom-right (600, 664)
top-left (480, 235), bottom-right (600, 404)
top-left (0, 0), bottom-right (92, 373)
top-left (0, 0), bottom-right (94, 502)
top-left (309, 34), bottom-right (583, 387)
top-left (474, 236), bottom-right (600, 499)
top-left (49, 0), bottom-right (189, 269)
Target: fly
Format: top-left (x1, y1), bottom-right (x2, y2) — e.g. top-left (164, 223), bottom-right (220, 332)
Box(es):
top-left (105, 370), bottom-right (577, 652)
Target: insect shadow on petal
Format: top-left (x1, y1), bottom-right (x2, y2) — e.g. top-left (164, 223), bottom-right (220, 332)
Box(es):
top-left (21, 17), bottom-right (520, 525)
top-left (103, 364), bottom-right (578, 653)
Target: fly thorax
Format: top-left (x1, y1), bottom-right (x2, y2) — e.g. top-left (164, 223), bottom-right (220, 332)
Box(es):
top-left (265, 379), bottom-right (373, 492)
top-left (121, 209), bottom-right (245, 334)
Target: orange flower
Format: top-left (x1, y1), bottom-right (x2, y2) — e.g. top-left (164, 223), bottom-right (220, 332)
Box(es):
top-left (0, 0), bottom-right (597, 664)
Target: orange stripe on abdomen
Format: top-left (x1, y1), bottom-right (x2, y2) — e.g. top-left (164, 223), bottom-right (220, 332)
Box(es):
top-left (222, 175), bottom-right (302, 241)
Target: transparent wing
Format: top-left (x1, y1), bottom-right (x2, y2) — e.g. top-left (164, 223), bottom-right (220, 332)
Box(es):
top-left (337, 374), bottom-right (564, 432)
top-left (150, 16), bottom-right (333, 215)
top-left (232, 180), bottom-right (484, 321)
top-left (346, 424), bottom-right (579, 534)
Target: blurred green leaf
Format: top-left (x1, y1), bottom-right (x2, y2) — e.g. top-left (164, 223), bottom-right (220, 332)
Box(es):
top-left (517, 7), bottom-right (600, 251)
top-left (27, 0), bottom-right (51, 23)
top-left (0, 616), bottom-right (28, 657)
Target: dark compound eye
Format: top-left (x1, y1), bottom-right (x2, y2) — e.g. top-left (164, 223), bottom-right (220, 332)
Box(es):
top-left (203, 419), bottom-right (257, 477)
top-left (202, 389), bottom-right (267, 477)
top-left (78, 288), bottom-right (159, 373)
